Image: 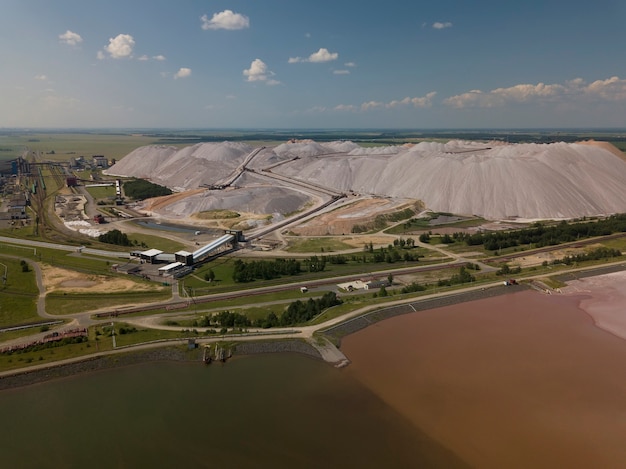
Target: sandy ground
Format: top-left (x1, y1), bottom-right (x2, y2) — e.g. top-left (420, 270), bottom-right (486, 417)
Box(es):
top-left (139, 189), bottom-right (206, 213)
top-left (560, 270), bottom-right (626, 339)
top-left (41, 265), bottom-right (157, 294)
top-left (291, 198), bottom-right (421, 236)
top-left (578, 139), bottom-right (626, 161)
top-left (513, 243), bottom-right (605, 268)
top-left (341, 274), bottom-right (626, 468)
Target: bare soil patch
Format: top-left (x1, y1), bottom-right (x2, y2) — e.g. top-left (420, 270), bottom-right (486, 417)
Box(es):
top-left (291, 198), bottom-right (419, 236)
top-left (41, 265), bottom-right (157, 294)
top-left (139, 189), bottom-right (206, 213)
top-left (514, 243), bottom-right (604, 268)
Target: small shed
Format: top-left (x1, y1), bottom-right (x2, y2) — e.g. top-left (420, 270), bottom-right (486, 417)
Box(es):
top-left (158, 261), bottom-right (184, 276)
top-left (364, 280), bottom-right (389, 290)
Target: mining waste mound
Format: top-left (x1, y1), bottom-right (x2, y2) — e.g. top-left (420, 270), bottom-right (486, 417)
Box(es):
top-left (106, 140), bottom-right (626, 220)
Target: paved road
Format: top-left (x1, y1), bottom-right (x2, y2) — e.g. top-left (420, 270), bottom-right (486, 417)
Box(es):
top-left (0, 235), bottom-right (130, 259)
top-left (2, 229), bottom-right (624, 367)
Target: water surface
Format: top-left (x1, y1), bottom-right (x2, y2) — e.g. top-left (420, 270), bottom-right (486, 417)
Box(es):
top-left (0, 353), bottom-right (465, 468)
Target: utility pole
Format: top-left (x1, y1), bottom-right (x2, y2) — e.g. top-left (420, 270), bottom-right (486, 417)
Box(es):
top-left (111, 322), bottom-right (116, 349)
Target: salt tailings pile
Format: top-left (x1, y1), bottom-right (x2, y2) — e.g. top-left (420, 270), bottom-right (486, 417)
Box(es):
top-left (106, 140), bottom-right (626, 221)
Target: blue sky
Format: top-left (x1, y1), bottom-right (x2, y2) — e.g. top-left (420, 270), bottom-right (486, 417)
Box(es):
top-left (2, 0), bottom-right (626, 129)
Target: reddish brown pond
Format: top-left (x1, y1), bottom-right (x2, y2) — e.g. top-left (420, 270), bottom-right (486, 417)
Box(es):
top-left (341, 289), bottom-right (626, 468)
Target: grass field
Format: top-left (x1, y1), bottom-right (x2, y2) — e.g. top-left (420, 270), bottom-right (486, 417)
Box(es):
top-left (285, 237), bottom-right (355, 253)
top-left (125, 232), bottom-right (187, 253)
top-left (0, 257), bottom-right (40, 327)
top-left (0, 132), bottom-right (162, 162)
top-left (46, 289), bottom-right (171, 315)
top-left (182, 255), bottom-right (431, 293)
top-left (85, 185), bottom-right (116, 200)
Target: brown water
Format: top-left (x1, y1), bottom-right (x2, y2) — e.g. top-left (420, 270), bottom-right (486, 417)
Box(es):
top-left (0, 353), bottom-right (467, 469)
top-left (342, 290), bottom-right (626, 468)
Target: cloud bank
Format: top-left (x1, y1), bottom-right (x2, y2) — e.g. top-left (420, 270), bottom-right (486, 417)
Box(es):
top-left (445, 77), bottom-right (626, 108)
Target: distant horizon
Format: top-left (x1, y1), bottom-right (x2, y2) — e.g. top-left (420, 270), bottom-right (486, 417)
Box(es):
top-left (2, 127), bottom-right (626, 133)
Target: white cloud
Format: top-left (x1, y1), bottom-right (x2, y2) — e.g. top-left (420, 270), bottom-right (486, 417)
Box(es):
top-left (333, 70), bottom-right (350, 75)
top-left (289, 48), bottom-right (339, 64)
top-left (102, 34), bottom-right (135, 59)
top-left (360, 92), bottom-right (437, 111)
top-left (34, 74), bottom-right (48, 81)
top-left (344, 62), bottom-right (356, 67)
top-left (443, 77), bottom-right (626, 108)
top-left (391, 93), bottom-right (437, 108)
top-left (174, 68), bottom-right (192, 79)
top-left (139, 54), bottom-right (166, 62)
top-left (59, 30), bottom-right (83, 46)
top-left (444, 83), bottom-right (563, 108)
top-left (201, 10), bottom-right (249, 30)
top-left (309, 48), bottom-right (338, 63)
top-left (334, 104), bottom-right (357, 112)
top-left (584, 76), bottom-right (626, 100)
top-left (243, 59), bottom-right (279, 85)
top-left (361, 101), bottom-right (384, 111)
top-left (433, 22), bottom-right (453, 29)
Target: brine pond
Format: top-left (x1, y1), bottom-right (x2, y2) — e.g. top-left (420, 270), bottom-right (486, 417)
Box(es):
top-left (0, 353), bottom-right (464, 469)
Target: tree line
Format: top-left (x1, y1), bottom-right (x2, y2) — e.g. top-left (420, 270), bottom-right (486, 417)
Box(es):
top-left (232, 258), bottom-right (301, 282)
top-left (123, 178), bottom-right (172, 200)
top-left (451, 215), bottom-right (626, 252)
top-left (190, 291), bottom-right (342, 329)
top-left (549, 247), bottom-right (622, 266)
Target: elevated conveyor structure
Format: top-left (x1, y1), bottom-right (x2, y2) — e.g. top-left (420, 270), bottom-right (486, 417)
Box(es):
top-left (176, 234), bottom-right (235, 266)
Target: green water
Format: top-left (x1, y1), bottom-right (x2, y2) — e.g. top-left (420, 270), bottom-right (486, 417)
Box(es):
top-left (0, 354), bottom-right (466, 468)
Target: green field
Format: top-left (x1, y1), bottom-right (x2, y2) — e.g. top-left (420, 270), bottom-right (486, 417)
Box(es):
top-left (125, 232), bottom-right (187, 253)
top-left (0, 132), bottom-right (162, 161)
top-left (285, 237), bottom-right (355, 253)
top-left (0, 257), bottom-right (40, 327)
top-left (85, 185), bottom-right (116, 200)
top-left (46, 289), bottom-right (170, 315)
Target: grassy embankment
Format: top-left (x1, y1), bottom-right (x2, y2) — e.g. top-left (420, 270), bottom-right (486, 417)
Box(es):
top-left (0, 323), bottom-right (193, 372)
top-left (0, 256), bottom-right (40, 327)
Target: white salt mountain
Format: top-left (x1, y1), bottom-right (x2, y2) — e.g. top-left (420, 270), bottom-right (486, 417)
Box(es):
top-left (106, 139), bottom-right (626, 220)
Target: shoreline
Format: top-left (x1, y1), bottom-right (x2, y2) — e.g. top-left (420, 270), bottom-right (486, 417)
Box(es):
top-left (1, 263), bottom-right (624, 391)
top-left (0, 339), bottom-right (322, 391)
top-left (0, 284), bottom-right (522, 389)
